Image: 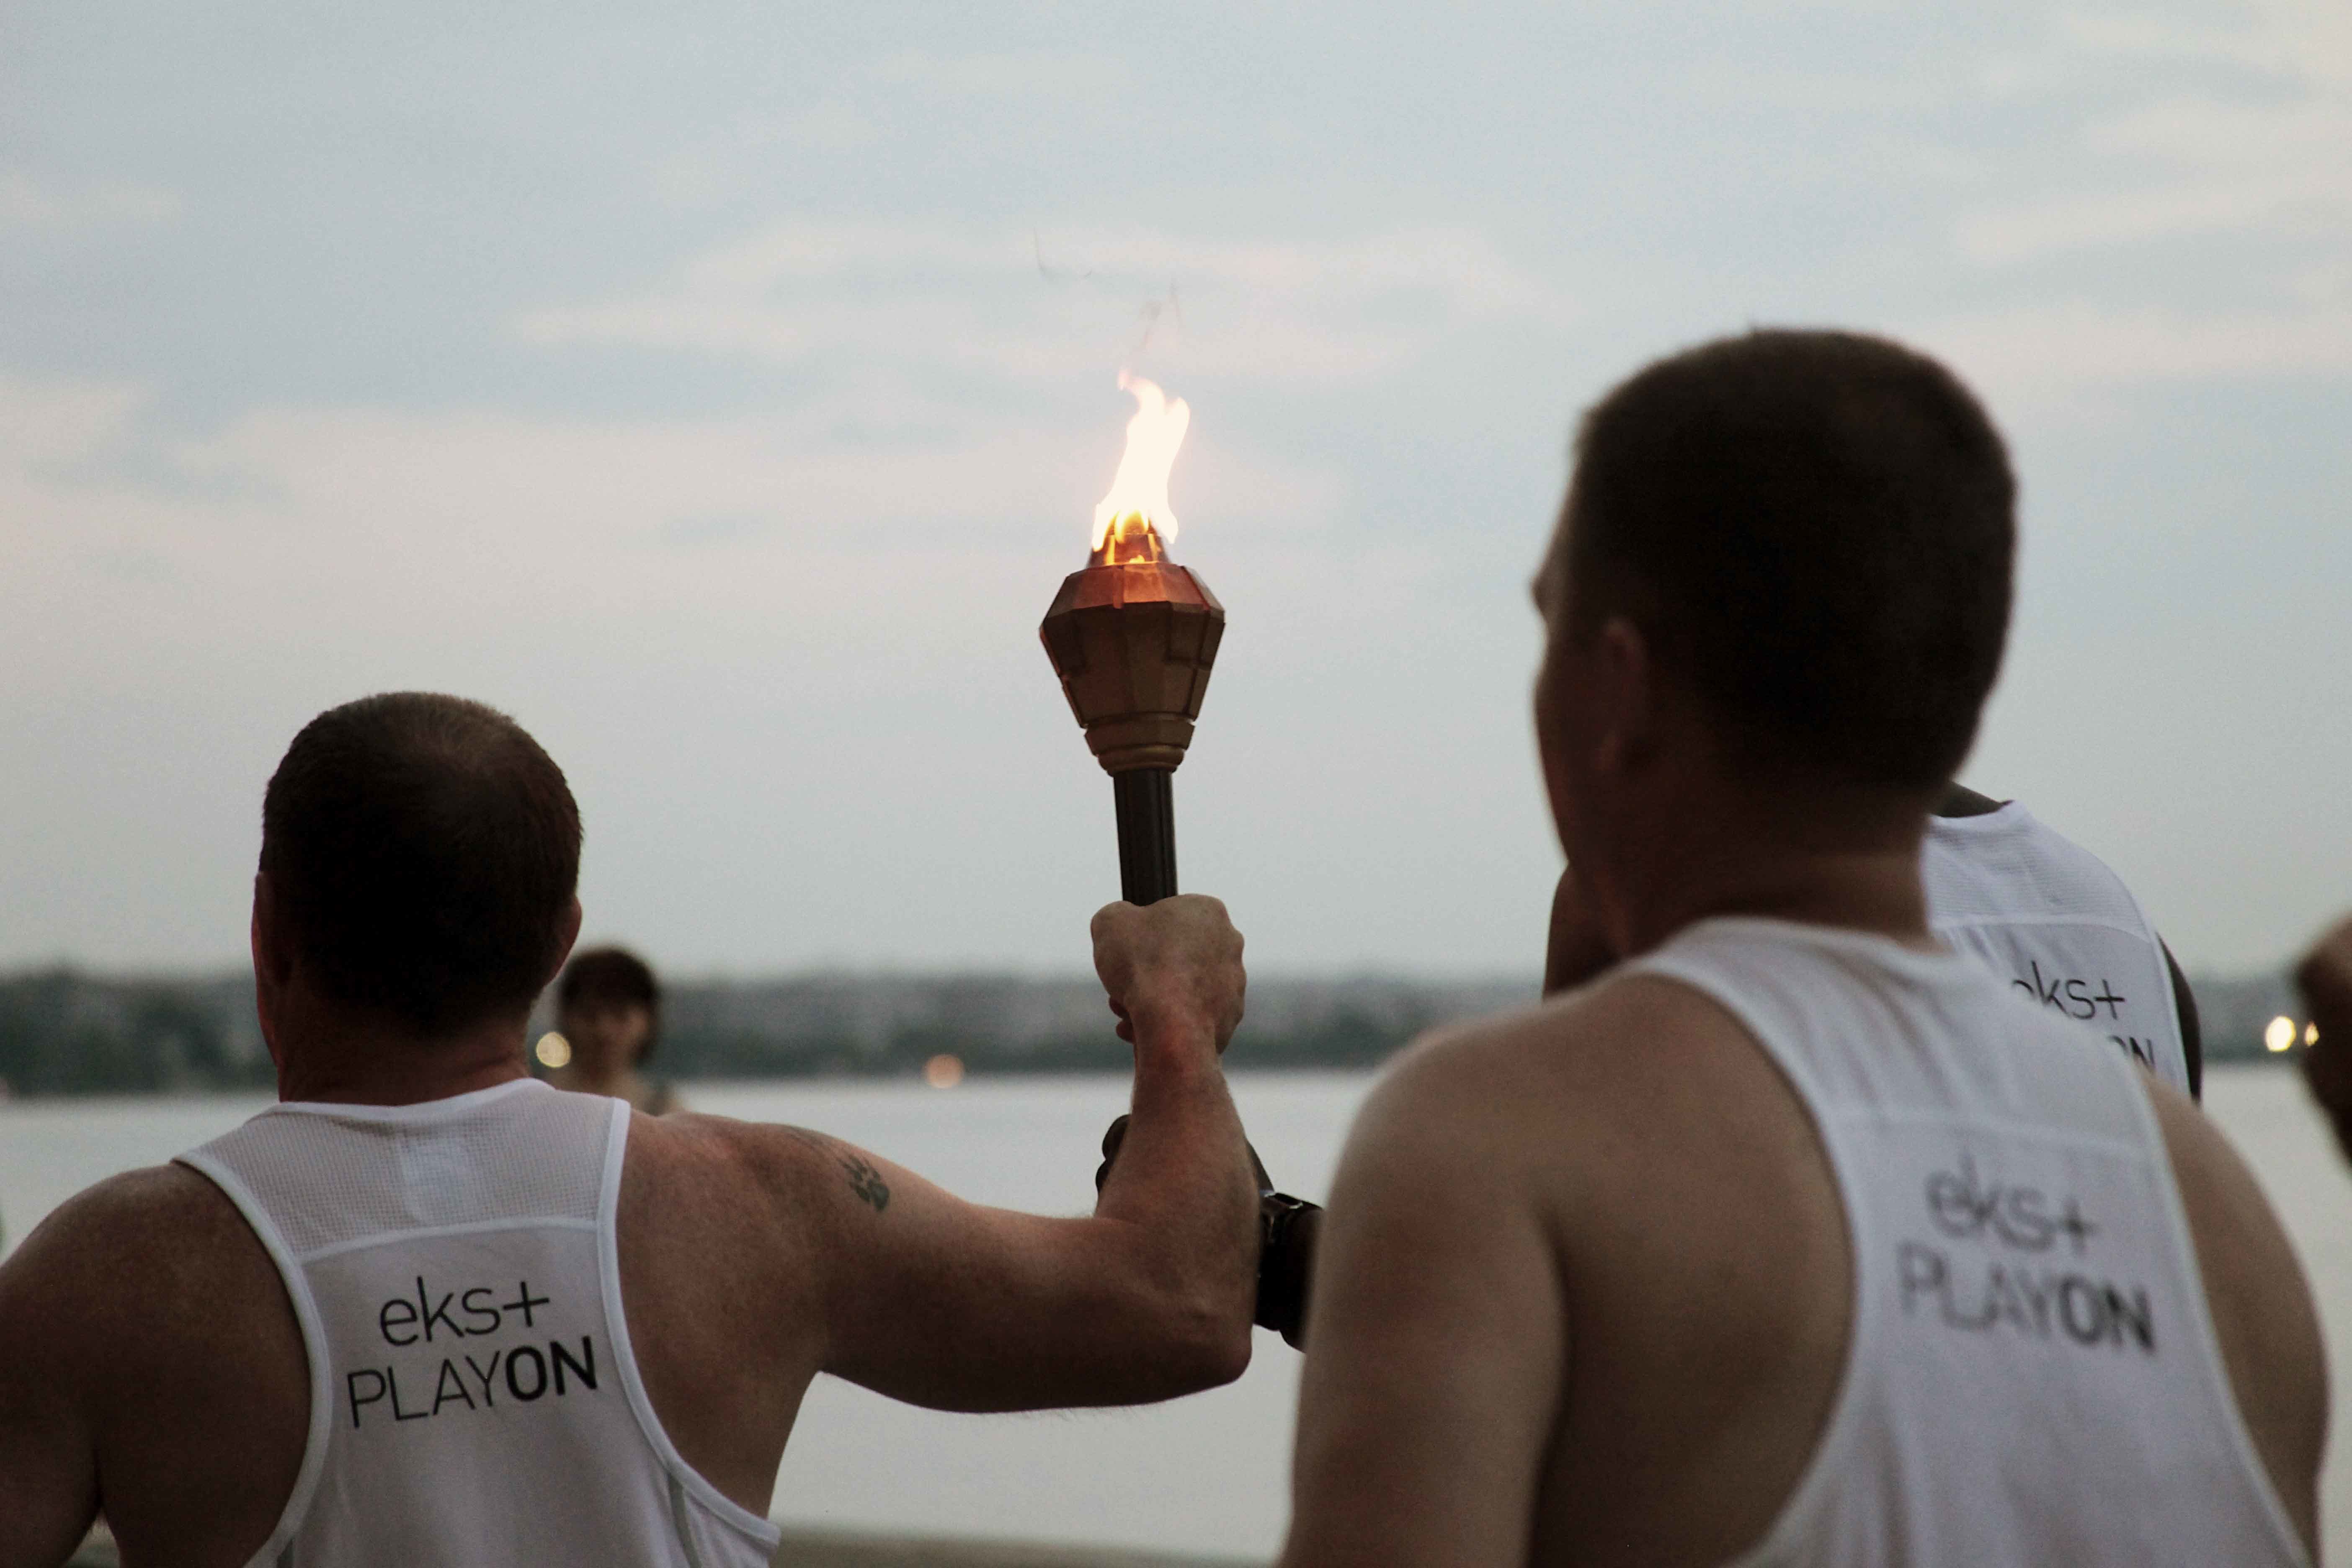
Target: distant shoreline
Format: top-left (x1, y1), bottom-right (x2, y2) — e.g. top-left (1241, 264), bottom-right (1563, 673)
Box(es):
top-left (0, 964), bottom-right (2308, 1100)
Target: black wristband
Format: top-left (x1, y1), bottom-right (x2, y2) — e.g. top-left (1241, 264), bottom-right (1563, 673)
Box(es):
top-left (1255, 1189), bottom-right (1321, 1350)
top-left (1093, 1112), bottom-right (1322, 1351)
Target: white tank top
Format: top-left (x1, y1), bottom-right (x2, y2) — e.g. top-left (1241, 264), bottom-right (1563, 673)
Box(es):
top-left (1624, 918), bottom-right (2304, 1568)
top-left (1924, 803), bottom-right (2190, 1093)
top-left (177, 1078), bottom-right (781, 1568)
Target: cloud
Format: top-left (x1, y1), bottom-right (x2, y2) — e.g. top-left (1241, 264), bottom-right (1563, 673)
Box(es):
top-left (0, 376), bottom-right (149, 472)
top-left (1957, 159), bottom-right (2350, 264)
top-left (1958, 92), bottom-right (2352, 263)
top-left (867, 51), bottom-right (1130, 97)
top-left (0, 172), bottom-right (182, 233)
top-left (0, 369), bottom-right (1343, 663)
top-left (1911, 300), bottom-right (2352, 407)
top-left (1957, 3), bottom-right (2352, 263)
top-left (514, 222), bottom-right (1576, 384)
top-left (646, 51), bottom-right (1130, 208)
top-left (2059, 5), bottom-right (2352, 84)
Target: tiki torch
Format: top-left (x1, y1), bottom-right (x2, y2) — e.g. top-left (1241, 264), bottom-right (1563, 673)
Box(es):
top-left (1050, 377), bottom-right (1317, 1349)
top-left (1040, 376), bottom-right (1224, 906)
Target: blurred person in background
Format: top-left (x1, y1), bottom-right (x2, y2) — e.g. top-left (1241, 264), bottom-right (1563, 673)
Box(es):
top-left (1546, 784), bottom-right (2206, 1100)
top-left (0, 691), bottom-right (1259, 1568)
top-left (1282, 331), bottom-right (2319, 1568)
top-left (545, 945), bottom-right (678, 1115)
top-left (2296, 914), bottom-right (2352, 1162)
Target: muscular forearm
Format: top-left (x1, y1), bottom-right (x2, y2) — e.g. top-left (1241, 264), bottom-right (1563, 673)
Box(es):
top-left (806, 1003), bottom-right (1255, 1410)
top-left (816, 895), bottom-right (1256, 1411)
top-left (0, 1238), bottom-right (104, 1568)
top-left (1091, 1020), bottom-right (1259, 1381)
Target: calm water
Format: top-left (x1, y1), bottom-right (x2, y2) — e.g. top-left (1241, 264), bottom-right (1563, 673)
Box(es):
top-left (2, 1066), bottom-right (2347, 1561)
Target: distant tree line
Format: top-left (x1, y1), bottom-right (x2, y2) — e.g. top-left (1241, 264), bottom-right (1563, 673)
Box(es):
top-left (0, 970), bottom-right (273, 1096)
top-left (627, 971), bottom-right (1525, 1084)
top-left (0, 965), bottom-right (2307, 1100)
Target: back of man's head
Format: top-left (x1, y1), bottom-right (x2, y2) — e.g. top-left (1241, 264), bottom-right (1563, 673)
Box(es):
top-left (1562, 329), bottom-right (2015, 792)
top-left (260, 693), bottom-right (580, 1036)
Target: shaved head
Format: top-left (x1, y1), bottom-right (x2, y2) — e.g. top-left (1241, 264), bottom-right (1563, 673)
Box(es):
top-left (260, 692), bottom-right (580, 1035)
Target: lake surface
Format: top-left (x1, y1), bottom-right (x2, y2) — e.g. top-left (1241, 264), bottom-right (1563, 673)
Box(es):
top-left (3, 1065), bottom-right (2347, 1561)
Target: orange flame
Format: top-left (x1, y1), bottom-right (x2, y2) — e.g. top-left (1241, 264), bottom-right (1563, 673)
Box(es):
top-left (1090, 373), bottom-right (1189, 565)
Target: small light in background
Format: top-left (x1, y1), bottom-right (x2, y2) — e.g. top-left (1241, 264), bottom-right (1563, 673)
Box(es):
top-left (535, 1031), bottom-right (573, 1069)
top-left (2308, 1022), bottom-right (2322, 1046)
top-left (2265, 1016), bottom-right (2297, 1054)
top-left (923, 1053), bottom-right (965, 1088)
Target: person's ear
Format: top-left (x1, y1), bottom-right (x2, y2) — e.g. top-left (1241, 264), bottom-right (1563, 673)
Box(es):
top-left (1587, 615), bottom-right (1658, 778)
top-left (544, 897), bottom-right (584, 990)
top-left (251, 872), bottom-right (290, 1063)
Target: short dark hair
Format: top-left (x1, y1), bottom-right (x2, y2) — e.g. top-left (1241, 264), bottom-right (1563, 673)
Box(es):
top-left (557, 946), bottom-right (662, 1064)
top-left (260, 693), bottom-right (580, 1035)
top-left (558, 948), bottom-right (660, 1014)
top-left (1563, 329), bottom-right (2015, 790)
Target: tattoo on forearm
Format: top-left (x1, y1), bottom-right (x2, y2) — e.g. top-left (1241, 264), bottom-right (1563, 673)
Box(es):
top-left (782, 1126), bottom-right (892, 1213)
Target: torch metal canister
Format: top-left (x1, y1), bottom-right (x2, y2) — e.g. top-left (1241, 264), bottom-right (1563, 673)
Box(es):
top-left (1039, 521), bottom-right (1224, 906)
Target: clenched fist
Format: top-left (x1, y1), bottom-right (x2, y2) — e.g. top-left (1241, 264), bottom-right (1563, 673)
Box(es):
top-left (1092, 894), bottom-right (1247, 1058)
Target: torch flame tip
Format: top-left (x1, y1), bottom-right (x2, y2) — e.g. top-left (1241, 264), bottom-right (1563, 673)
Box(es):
top-left (1090, 373), bottom-right (1189, 557)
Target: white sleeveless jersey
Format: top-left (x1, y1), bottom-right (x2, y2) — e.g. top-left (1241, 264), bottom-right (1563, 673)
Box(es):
top-left (1625, 918), bottom-right (2304, 1568)
top-left (177, 1078), bottom-right (781, 1568)
top-left (1924, 803), bottom-right (2190, 1093)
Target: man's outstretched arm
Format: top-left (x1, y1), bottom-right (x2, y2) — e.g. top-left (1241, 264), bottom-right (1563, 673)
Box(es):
top-left (1281, 1032), bottom-right (1566, 1568)
top-left (743, 895), bottom-right (1261, 1413)
top-left (0, 1165), bottom-right (307, 1568)
top-left (0, 1217), bottom-right (100, 1568)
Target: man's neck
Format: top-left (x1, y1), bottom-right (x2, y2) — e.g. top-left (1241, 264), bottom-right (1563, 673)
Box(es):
top-left (1602, 785), bottom-right (1933, 960)
top-left (558, 1059), bottom-right (645, 1098)
top-left (271, 1002), bottom-right (533, 1106)
top-left (1621, 843), bottom-right (1930, 958)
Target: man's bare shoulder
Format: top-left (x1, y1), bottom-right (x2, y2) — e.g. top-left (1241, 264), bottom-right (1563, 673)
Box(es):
top-left (622, 1110), bottom-right (895, 1230)
top-left (2139, 1078), bottom-right (2324, 1550)
top-left (1, 1161), bottom-right (303, 1414)
top-left (1366, 970), bottom-right (1759, 1143)
top-left (0, 1158), bottom-right (307, 1565)
top-left (2, 1162), bottom-right (266, 1321)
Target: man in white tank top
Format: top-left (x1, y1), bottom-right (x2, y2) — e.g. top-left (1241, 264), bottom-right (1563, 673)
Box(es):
top-left (1925, 781), bottom-right (2202, 1098)
top-left (1550, 785), bottom-right (2207, 1099)
top-left (0, 693), bottom-right (1261, 1567)
top-left (1283, 331), bottom-right (2323, 1567)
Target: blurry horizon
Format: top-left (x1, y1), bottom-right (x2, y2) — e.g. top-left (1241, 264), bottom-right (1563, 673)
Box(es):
top-left (5, 2), bottom-right (2349, 978)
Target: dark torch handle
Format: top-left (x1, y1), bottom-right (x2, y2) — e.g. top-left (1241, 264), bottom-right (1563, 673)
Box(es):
top-left (1113, 768), bottom-right (1179, 906)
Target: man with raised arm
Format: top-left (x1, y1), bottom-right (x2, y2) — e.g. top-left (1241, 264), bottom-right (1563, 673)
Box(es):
top-left (1548, 784), bottom-right (2210, 1099)
top-left (0, 692), bottom-right (1258, 1568)
top-left (1283, 331), bottom-right (2322, 1568)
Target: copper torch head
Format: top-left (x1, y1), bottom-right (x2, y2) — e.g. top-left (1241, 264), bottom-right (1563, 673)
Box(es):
top-left (1040, 522), bottom-right (1225, 775)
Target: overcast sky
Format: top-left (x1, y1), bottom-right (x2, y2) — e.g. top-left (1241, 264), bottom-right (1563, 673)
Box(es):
top-left (3, 0), bottom-right (2347, 977)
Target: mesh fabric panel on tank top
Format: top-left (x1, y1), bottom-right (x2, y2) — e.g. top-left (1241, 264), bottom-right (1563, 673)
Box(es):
top-left (203, 1086), bottom-right (606, 1258)
top-left (1924, 804), bottom-right (2190, 1094)
top-left (1925, 807), bottom-right (2148, 931)
top-left (1623, 918), bottom-right (2304, 1568)
top-left (178, 1078), bottom-right (780, 1568)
